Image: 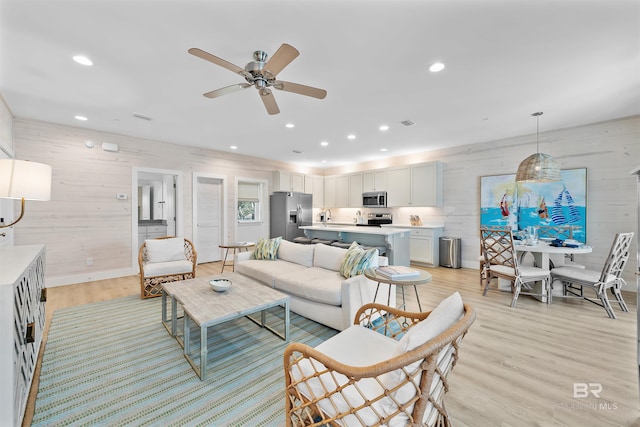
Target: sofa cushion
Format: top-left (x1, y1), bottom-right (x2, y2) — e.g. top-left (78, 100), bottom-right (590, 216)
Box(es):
top-left (235, 259), bottom-right (307, 287)
top-left (339, 242), bottom-right (379, 279)
top-left (277, 239), bottom-right (315, 267)
top-left (313, 243), bottom-right (348, 271)
top-left (143, 260), bottom-right (193, 277)
top-left (145, 238), bottom-right (186, 263)
top-left (253, 236), bottom-right (282, 260)
top-left (274, 267), bottom-right (344, 306)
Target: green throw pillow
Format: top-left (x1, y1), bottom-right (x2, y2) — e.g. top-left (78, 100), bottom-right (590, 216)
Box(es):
top-left (340, 241), bottom-right (378, 278)
top-left (253, 237), bottom-right (282, 260)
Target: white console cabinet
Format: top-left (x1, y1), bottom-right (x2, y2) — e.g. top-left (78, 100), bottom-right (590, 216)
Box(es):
top-left (0, 245), bottom-right (46, 427)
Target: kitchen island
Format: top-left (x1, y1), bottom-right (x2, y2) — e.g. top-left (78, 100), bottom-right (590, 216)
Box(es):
top-left (299, 224), bottom-right (411, 266)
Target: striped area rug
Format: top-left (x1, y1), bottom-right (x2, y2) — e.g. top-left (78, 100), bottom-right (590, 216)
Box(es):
top-left (33, 295), bottom-right (337, 426)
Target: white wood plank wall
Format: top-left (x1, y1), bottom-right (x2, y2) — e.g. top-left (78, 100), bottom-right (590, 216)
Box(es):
top-left (7, 115), bottom-right (640, 289)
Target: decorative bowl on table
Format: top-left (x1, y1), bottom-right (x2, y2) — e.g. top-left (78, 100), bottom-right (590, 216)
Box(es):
top-left (209, 279), bottom-right (232, 292)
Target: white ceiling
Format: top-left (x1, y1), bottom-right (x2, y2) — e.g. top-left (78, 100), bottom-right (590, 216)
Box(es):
top-left (1, 0), bottom-right (639, 168)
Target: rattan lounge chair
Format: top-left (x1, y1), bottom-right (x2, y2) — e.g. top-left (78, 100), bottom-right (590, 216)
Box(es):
top-left (138, 236), bottom-right (197, 299)
top-left (284, 293), bottom-right (476, 426)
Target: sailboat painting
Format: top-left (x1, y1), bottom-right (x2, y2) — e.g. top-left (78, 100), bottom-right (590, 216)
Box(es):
top-left (480, 168), bottom-right (587, 242)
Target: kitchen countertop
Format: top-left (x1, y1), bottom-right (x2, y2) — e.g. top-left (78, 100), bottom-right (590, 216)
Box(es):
top-left (382, 223), bottom-right (444, 229)
top-left (301, 224), bottom-right (411, 235)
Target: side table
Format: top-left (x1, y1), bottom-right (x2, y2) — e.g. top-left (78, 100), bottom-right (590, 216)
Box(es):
top-left (219, 242), bottom-right (255, 272)
top-left (364, 268), bottom-right (432, 311)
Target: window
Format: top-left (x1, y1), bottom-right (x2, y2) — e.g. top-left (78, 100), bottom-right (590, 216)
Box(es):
top-left (237, 181), bottom-right (262, 222)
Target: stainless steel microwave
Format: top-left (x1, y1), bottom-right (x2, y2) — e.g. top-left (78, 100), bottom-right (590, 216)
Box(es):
top-left (362, 191), bottom-right (387, 207)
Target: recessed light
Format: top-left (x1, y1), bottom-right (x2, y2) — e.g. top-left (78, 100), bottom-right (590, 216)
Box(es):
top-left (321, 160), bottom-right (327, 163)
top-left (73, 55), bottom-right (93, 66)
top-left (85, 140), bottom-right (94, 149)
top-left (230, 145), bottom-right (238, 150)
top-left (379, 125), bottom-right (389, 131)
top-left (347, 134), bottom-right (356, 140)
top-left (75, 115), bottom-right (88, 121)
top-left (380, 148), bottom-right (388, 152)
top-left (285, 123), bottom-right (295, 128)
top-left (429, 62), bottom-right (445, 72)
top-left (320, 141), bottom-right (329, 147)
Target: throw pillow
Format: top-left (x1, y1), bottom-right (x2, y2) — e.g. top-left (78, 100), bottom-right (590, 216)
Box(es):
top-left (339, 241), bottom-right (378, 279)
top-left (253, 236), bottom-right (282, 260)
top-left (145, 238), bottom-right (187, 263)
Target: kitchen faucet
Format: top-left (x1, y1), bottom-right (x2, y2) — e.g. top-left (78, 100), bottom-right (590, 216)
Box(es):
top-left (323, 209), bottom-right (332, 223)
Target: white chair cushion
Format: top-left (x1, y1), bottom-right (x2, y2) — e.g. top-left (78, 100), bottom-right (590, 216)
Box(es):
top-left (552, 266), bottom-right (615, 284)
top-left (291, 325), bottom-right (397, 426)
top-left (144, 260), bottom-right (192, 277)
top-left (313, 243), bottom-right (348, 271)
top-left (277, 239), bottom-right (315, 267)
top-left (519, 265), bottom-right (550, 276)
top-left (382, 292), bottom-right (465, 424)
top-left (145, 238), bottom-right (186, 263)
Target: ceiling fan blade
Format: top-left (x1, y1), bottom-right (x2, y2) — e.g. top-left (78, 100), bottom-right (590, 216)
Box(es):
top-left (274, 81), bottom-right (327, 99)
top-left (188, 48), bottom-right (249, 77)
top-left (264, 44), bottom-right (299, 77)
top-left (203, 83), bottom-right (251, 99)
top-left (259, 89), bottom-right (280, 115)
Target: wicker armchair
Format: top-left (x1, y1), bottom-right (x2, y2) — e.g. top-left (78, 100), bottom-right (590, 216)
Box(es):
top-left (138, 236), bottom-right (197, 299)
top-left (284, 294), bottom-right (476, 426)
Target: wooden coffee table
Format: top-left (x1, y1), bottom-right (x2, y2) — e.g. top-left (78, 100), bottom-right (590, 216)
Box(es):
top-left (161, 272), bottom-right (289, 380)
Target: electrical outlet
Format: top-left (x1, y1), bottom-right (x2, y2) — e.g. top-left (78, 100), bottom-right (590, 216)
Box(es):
top-left (86, 258), bottom-right (93, 266)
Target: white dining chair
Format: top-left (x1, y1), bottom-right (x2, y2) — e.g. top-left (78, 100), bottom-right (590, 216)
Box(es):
top-left (480, 226), bottom-right (551, 307)
top-left (550, 232), bottom-right (634, 319)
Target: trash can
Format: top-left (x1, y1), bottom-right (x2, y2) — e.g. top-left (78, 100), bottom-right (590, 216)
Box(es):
top-left (439, 237), bottom-right (462, 268)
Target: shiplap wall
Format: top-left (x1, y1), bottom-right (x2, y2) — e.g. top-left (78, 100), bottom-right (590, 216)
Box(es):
top-left (326, 116), bottom-right (640, 288)
top-left (11, 118), bottom-right (321, 286)
top-left (7, 115), bottom-right (640, 289)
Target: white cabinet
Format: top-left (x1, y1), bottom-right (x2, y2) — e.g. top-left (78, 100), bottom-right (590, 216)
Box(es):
top-left (324, 176), bottom-right (336, 207)
top-left (272, 170), bottom-right (305, 192)
top-left (386, 166), bottom-right (411, 206)
top-left (411, 162), bottom-right (443, 207)
top-left (305, 175), bottom-right (324, 208)
top-left (139, 224), bottom-right (168, 242)
top-left (409, 227), bottom-right (443, 267)
top-left (1, 245), bottom-right (46, 427)
top-left (363, 170), bottom-right (387, 192)
top-left (335, 175), bottom-right (349, 207)
top-left (348, 172), bottom-right (363, 207)
top-left (386, 162), bottom-right (443, 207)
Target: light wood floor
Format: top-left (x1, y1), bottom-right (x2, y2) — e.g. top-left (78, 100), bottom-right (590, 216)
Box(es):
top-left (24, 263), bottom-right (639, 426)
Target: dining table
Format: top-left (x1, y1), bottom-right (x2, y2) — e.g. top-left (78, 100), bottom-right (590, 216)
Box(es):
top-left (512, 239), bottom-right (593, 302)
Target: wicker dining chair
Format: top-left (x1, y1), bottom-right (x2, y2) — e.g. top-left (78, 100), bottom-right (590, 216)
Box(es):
top-left (550, 232), bottom-right (634, 319)
top-left (284, 296), bottom-right (476, 427)
top-left (480, 226), bottom-right (551, 306)
top-left (138, 236), bottom-right (197, 299)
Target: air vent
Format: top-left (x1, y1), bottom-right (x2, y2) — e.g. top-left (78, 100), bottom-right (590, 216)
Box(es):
top-left (292, 150), bottom-right (303, 154)
top-left (400, 120), bottom-right (415, 126)
top-left (132, 112), bottom-right (152, 121)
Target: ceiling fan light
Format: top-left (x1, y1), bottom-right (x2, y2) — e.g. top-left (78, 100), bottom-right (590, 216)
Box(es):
top-left (515, 152), bottom-right (561, 182)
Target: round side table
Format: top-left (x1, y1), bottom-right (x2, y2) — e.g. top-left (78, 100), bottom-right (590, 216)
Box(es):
top-left (219, 242), bottom-right (255, 272)
top-left (364, 267), bottom-right (432, 311)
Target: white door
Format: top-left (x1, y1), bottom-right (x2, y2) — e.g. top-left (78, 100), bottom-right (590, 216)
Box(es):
top-left (195, 176), bottom-right (223, 263)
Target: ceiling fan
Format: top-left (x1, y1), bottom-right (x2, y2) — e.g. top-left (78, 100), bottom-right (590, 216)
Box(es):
top-left (188, 43), bottom-right (327, 115)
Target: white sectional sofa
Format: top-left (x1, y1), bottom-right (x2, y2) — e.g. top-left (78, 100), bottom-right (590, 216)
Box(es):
top-left (235, 239), bottom-right (396, 331)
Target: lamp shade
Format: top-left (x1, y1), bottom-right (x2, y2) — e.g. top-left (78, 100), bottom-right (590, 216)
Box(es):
top-left (0, 159), bottom-right (52, 200)
top-left (515, 153), bottom-right (561, 183)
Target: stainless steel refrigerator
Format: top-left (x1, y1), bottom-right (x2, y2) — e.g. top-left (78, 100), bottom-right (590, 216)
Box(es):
top-left (270, 191), bottom-right (312, 241)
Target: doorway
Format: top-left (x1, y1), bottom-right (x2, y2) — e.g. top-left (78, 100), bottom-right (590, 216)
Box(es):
top-left (132, 167), bottom-right (183, 269)
top-left (193, 174), bottom-right (226, 263)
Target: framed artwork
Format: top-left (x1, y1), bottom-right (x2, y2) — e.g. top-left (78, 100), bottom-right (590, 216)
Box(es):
top-left (480, 168), bottom-right (587, 242)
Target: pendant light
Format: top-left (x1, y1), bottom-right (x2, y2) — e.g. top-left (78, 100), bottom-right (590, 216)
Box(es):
top-left (515, 112), bottom-right (561, 182)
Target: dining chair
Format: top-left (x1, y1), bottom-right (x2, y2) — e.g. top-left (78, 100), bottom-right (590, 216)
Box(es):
top-left (537, 224), bottom-right (584, 268)
top-left (478, 225), bottom-right (510, 287)
top-left (550, 232), bottom-right (634, 319)
top-left (480, 226), bottom-right (552, 307)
